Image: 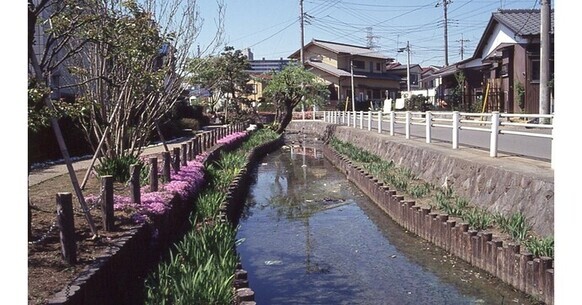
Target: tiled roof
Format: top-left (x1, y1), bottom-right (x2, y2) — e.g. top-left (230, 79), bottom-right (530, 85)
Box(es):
top-left (306, 60), bottom-right (400, 81)
top-left (289, 39), bottom-right (394, 61)
top-left (493, 9), bottom-right (554, 36)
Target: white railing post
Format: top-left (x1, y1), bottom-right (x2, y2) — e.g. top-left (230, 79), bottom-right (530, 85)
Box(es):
top-left (360, 111), bottom-right (364, 129)
top-left (452, 111), bottom-right (460, 149)
top-left (347, 111), bottom-right (351, 127)
top-left (367, 111), bottom-right (372, 131)
top-left (302, 108), bottom-right (305, 120)
top-left (490, 111), bottom-right (500, 157)
top-left (389, 111), bottom-right (395, 136)
top-left (425, 111), bottom-right (432, 144)
top-left (377, 111), bottom-right (382, 133)
top-left (353, 110), bottom-right (357, 127)
top-left (341, 111), bottom-right (345, 124)
top-left (405, 111), bottom-right (411, 139)
top-left (323, 111), bottom-right (326, 122)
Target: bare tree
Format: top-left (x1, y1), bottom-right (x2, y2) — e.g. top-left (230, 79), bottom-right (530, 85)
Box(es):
top-left (71, 0), bottom-right (226, 160)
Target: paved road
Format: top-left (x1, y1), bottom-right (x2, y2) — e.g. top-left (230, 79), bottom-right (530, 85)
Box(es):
top-left (345, 117), bottom-right (553, 162)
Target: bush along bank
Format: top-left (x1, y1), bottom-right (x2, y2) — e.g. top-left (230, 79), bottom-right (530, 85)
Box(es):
top-left (144, 128), bottom-right (282, 305)
top-left (325, 137), bottom-right (553, 305)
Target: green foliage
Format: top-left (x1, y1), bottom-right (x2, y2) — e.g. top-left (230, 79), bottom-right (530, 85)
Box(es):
top-left (263, 63), bottom-right (330, 132)
top-left (95, 155), bottom-right (143, 183)
top-left (495, 211), bottom-right (531, 241)
top-left (515, 81), bottom-right (525, 110)
top-left (523, 236), bottom-right (554, 258)
top-left (408, 182), bottom-right (432, 198)
top-left (145, 221), bottom-right (237, 305)
top-left (463, 208), bottom-right (493, 231)
top-left (405, 94), bottom-right (431, 111)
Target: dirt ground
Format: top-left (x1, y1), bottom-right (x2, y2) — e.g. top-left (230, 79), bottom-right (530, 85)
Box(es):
top-left (28, 168), bottom-right (138, 305)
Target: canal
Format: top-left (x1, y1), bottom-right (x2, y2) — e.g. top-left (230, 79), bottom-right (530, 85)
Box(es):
top-left (235, 134), bottom-right (538, 305)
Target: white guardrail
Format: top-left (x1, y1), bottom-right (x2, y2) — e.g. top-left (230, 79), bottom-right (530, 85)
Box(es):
top-left (295, 110), bottom-right (553, 164)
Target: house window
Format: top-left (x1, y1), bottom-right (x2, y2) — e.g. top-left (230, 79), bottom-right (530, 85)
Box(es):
top-left (410, 74), bottom-right (419, 86)
top-left (352, 60), bottom-right (365, 69)
top-left (500, 63), bottom-right (509, 78)
top-left (530, 59), bottom-right (540, 82)
top-left (376, 63), bottom-right (381, 71)
top-left (245, 84), bottom-right (256, 94)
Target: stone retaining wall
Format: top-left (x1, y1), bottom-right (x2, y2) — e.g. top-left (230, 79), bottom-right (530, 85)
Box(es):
top-left (287, 121), bottom-right (554, 237)
top-left (322, 144), bottom-right (553, 305)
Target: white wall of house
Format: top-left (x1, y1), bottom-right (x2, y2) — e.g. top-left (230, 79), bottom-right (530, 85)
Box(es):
top-left (480, 23), bottom-right (527, 59)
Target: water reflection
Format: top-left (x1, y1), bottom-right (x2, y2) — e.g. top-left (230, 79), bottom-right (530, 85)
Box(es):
top-left (236, 135), bottom-right (538, 305)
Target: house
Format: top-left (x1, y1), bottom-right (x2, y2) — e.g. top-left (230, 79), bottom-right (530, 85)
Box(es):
top-left (288, 39), bottom-right (401, 111)
top-left (242, 52), bottom-right (291, 102)
top-left (474, 9), bottom-right (554, 113)
top-left (386, 62), bottom-right (423, 92)
top-left (427, 9), bottom-right (554, 113)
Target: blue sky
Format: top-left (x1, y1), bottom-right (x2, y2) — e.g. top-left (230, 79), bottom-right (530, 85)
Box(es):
top-left (196, 0), bottom-right (556, 67)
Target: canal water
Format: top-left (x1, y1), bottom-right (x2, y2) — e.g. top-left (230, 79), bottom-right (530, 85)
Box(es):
top-left (235, 135), bottom-right (538, 305)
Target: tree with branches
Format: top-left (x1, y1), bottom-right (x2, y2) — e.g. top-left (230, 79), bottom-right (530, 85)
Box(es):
top-left (263, 63), bottom-right (329, 134)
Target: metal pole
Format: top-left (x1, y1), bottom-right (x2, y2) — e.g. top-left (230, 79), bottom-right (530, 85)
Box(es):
top-left (539, 0), bottom-right (551, 119)
top-left (351, 59), bottom-right (355, 113)
top-left (406, 41), bottom-right (411, 93)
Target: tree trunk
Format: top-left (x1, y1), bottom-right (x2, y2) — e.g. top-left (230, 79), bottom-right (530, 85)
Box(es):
top-left (276, 107), bottom-right (294, 134)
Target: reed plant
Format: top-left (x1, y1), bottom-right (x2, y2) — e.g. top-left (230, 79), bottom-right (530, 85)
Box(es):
top-left (523, 236), bottom-right (554, 258)
top-left (144, 221), bottom-right (237, 305)
top-left (145, 126), bottom-right (280, 304)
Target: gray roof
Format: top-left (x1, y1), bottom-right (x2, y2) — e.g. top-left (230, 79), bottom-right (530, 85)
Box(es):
top-left (493, 9), bottom-right (554, 36)
top-left (289, 39), bottom-right (393, 60)
top-left (306, 61), bottom-right (400, 81)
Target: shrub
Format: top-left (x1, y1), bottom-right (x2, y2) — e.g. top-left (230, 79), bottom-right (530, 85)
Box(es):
top-left (95, 154), bottom-right (143, 183)
top-left (178, 118), bottom-right (201, 131)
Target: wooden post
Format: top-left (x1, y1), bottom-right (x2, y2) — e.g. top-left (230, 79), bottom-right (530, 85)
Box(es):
top-left (130, 164), bottom-right (141, 204)
top-left (162, 151), bottom-right (171, 182)
top-left (101, 175), bottom-right (114, 231)
top-left (181, 144), bottom-right (188, 166)
top-left (56, 192), bottom-right (76, 264)
top-left (172, 147), bottom-right (180, 173)
top-left (197, 134), bottom-right (203, 154)
top-left (149, 157), bottom-right (158, 192)
top-left (188, 140), bottom-right (193, 160)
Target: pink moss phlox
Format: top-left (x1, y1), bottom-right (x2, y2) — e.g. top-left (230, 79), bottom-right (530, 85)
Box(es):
top-left (91, 148), bottom-right (209, 225)
top-left (217, 131), bottom-right (248, 145)
top-left (165, 161), bottom-right (205, 200)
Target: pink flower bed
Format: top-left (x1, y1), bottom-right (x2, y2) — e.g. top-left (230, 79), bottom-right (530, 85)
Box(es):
top-left (86, 153), bottom-right (209, 225)
top-left (216, 131), bottom-right (248, 145)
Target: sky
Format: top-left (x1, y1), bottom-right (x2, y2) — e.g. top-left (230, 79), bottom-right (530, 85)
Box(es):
top-left (196, 0), bottom-right (554, 67)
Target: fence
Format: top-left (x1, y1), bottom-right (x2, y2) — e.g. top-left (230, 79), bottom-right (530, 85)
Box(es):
top-left (296, 110), bottom-right (553, 165)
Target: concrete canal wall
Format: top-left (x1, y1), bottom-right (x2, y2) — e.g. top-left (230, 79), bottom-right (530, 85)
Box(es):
top-left (287, 121), bottom-right (554, 238)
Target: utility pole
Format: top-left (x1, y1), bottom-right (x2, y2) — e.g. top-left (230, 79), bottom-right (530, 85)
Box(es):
top-left (398, 41), bottom-right (411, 93)
top-left (457, 34), bottom-right (470, 60)
top-left (436, 0), bottom-right (452, 66)
top-left (351, 59), bottom-right (355, 112)
top-left (300, 0), bottom-right (305, 64)
top-left (539, 0), bottom-right (551, 117)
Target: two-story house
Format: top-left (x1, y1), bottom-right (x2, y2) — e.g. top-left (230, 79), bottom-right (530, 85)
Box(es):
top-left (427, 9), bottom-right (554, 113)
top-left (288, 39), bottom-right (401, 111)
